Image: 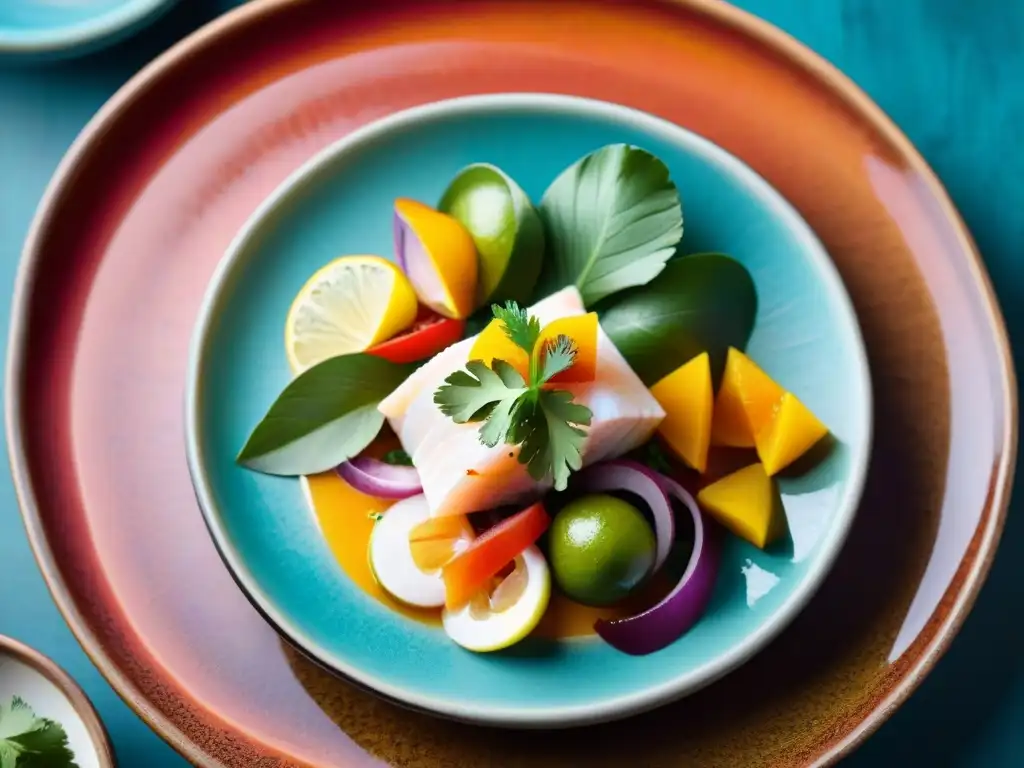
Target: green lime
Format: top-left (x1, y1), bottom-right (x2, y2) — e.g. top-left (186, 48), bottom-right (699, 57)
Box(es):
top-left (548, 494), bottom-right (656, 607)
top-left (438, 163), bottom-right (544, 307)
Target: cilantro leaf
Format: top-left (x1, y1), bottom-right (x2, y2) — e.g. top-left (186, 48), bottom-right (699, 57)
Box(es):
top-left (0, 697), bottom-right (77, 768)
top-left (516, 389), bottom-right (592, 491)
top-left (491, 301), bottom-right (540, 355)
top-left (434, 360), bottom-right (527, 423)
top-left (434, 304), bottom-right (592, 488)
top-left (538, 334), bottom-right (578, 384)
top-left (382, 449), bottom-right (413, 466)
top-left (478, 390), bottom-right (529, 448)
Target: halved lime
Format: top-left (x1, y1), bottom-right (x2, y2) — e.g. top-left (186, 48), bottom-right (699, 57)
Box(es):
top-left (438, 163), bottom-right (544, 307)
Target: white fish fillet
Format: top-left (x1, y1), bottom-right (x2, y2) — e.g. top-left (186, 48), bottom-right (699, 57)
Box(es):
top-left (378, 286), bottom-right (665, 516)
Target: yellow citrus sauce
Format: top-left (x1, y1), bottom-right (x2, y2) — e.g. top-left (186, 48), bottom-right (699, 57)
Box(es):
top-left (305, 456), bottom-right (668, 640)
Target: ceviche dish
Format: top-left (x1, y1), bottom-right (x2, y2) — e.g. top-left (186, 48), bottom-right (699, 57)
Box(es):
top-left (235, 143), bottom-right (831, 656)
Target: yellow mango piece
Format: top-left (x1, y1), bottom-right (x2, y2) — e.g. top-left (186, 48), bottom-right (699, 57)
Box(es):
top-left (469, 312), bottom-right (599, 384)
top-left (755, 392), bottom-right (829, 475)
top-left (467, 318), bottom-right (530, 378)
top-left (408, 515), bottom-right (474, 571)
top-left (535, 312), bottom-right (599, 383)
top-left (710, 348), bottom-right (785, 448)
top-left (697, 463), bottom-right (785, 549)
top-left (649, 352), bottom-right (713, 472)
top-left (394, 198), bottom-right (478, 319)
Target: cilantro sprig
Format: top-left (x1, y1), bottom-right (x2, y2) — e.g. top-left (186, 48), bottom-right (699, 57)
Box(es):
top-left (434, 302), bottom-right (592, 490)
top-left (0, 696), bottom-right (78, 768)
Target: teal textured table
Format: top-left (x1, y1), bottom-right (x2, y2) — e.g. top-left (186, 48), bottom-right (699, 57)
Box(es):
top-left (1, 1), bottom-right (1020, 765)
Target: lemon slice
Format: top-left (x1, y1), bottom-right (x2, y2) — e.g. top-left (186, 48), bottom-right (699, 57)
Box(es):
top-left (285, 255), bottom-right (418, 373)
top-left (442, 545), bottom-right (551, 652)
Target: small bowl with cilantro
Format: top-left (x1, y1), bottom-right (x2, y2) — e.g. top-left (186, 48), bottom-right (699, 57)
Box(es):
top-left (186, 93), bottom-right (871, 726)
top-left (0, 634), bottom-right (115, 768)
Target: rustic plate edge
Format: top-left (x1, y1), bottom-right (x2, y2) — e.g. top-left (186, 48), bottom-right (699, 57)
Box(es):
top-left (2, 0), bottom-right (1015, 765)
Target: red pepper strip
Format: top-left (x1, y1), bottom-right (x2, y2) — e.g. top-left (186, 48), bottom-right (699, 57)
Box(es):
top-left (368, 307), bottom-right (465, 364)
top-left (442, 502), bottom-right (550, 610)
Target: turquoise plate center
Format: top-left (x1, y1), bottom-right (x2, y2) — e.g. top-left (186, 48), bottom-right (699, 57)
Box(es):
top-left (187, 95), bottom-right (871, 726)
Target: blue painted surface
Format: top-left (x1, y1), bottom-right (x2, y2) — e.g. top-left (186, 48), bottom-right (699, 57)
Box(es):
top-left (191, 97), bottom-right (870, 722)
top-left (0, 0), bottom-right (1020, 764)
top-left (0, 0), bottom-right (176, 57)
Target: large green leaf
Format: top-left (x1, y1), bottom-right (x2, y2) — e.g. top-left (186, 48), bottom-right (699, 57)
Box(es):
top-left (535, 144), bottom-right (683, 306)
top-left (237, 354), bottom-right (415, 476)
top-left (600, 253), bottom-right (758, 385)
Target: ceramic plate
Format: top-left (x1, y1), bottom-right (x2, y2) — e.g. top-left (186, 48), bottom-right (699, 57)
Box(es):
top-left (186, 93), bottom-right (871, 725)
top-left (0, 0), bottom-right (176, 57)
top-left (7, 0), bottom-right (1015, 765)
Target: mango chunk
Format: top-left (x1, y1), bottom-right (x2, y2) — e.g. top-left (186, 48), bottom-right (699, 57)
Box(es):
top-left (710, 347), bottom-right (785, 448)
top-left (697, 463), bottom-right (785, 549)
top-left (468, 312), bottom-right (599, 384)
top-left (756, 392), bottom-right (829, 476)
top-left (534, 312), bottom-right (599, 383)
top-left (408, 515), bottom-right (473, 571)
top-left (468, 318), bottom-right (530, 379)
top-left (649, 352), bottom-right (713, 472)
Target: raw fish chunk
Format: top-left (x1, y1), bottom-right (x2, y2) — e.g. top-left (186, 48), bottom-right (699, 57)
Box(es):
top-left (380, 287), bottom-right (665, 516)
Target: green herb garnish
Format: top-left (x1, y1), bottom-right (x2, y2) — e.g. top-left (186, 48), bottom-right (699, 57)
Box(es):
top-left (237, 354), bottom-right (416, 476)
top-left (535, 144), bottom-right (683, 306)
top-left (433, 302), bottom-right (592, 490)
top-left (0, 697), bottom-right (77, 768)
top-left (382, 449), bottom-right (413, 466)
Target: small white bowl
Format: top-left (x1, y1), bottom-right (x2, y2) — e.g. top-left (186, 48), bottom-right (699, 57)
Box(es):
top-left (0, 635), bottom-right (115, 767)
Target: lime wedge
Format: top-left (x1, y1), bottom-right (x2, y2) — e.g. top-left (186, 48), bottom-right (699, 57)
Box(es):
top-left (439, 164), bottom-right (544, 307)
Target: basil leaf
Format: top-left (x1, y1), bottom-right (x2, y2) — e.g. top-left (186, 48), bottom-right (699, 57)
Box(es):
top-left (237, 354), bottom-right (415, 476)
top-left (601, 253), bottom-right (757, 386)
top-left (536, 144), bottom-right (683, 306)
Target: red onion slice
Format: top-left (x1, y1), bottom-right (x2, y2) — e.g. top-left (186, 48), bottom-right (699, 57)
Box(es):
top-left (595, 473), bottom-right (721, 655)
top-left (574, 459), bottom-right (675, 573)
top-left (336, 457), bottom-right (422, 499)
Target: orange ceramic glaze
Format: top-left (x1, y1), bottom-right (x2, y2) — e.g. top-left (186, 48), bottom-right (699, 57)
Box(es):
top-left (8, 1), bottom-right (1014, 767)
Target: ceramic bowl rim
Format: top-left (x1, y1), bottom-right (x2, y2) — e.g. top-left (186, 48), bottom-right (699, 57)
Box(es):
top-left (5, 0), bottom-right (1015, 763)
top-left (183, 92), bottom-right (874, 728)
top-left (0, 634), bottom-right (117, 766)
top-left (0, 0), bottom-right (174, 55)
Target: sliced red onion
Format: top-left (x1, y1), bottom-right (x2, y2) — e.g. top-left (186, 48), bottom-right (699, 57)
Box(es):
top-left (336, 457), bottom-right (422, 499)
top-left (393, 208), bottom-right (410, 273)
top-left (595, 473), bottom-right (721, 655)
top-left (574, 459), bottom-right (675, 573)
top-left (393, 202), bottom-right (448, 316)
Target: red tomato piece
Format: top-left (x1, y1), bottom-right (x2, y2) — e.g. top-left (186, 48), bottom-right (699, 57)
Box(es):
top-left (368, 307), bottom-right (465, 363)
top-left (442, 502), bottom-right (550, 610)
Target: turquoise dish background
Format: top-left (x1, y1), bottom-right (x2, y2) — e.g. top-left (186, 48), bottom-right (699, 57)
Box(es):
top-left (0, 0), bottom-right (175, 57)
top-left (187, 94), bottom-right (871, 724)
